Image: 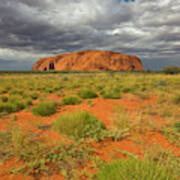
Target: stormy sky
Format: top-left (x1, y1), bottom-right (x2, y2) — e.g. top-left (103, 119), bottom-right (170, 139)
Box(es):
top-left (0, 0), bottom-right (180, 70)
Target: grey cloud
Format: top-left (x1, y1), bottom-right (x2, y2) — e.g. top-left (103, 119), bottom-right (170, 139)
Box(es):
top-left (0, 0), bottom-right (180, 70)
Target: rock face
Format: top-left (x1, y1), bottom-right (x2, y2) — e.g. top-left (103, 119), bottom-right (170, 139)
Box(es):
top-left (32, 50), bottom-right (144, 71)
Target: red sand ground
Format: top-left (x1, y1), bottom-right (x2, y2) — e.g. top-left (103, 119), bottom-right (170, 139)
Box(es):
top-left (0, 94), bottom-right (179, 179)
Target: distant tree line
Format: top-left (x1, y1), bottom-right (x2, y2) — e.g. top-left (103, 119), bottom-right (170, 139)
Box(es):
top-left (162, 66), bottom-right (180, 74)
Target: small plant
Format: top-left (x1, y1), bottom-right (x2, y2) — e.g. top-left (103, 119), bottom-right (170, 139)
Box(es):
top-left (0, 101), bottom-right (25, 114)
top-left (63, 76), bottom-right (69, 81)
top-left (30, 92), bottom-right (39, 100)
top-left (172, 94), bottom-right (180, 104)
top-left (99, 85), bottom-right (122, 99)
top-left (77, 89), bottom-right (98, 99)
top-left (13, 115), bottom-right (18, 121)
top-left (87, 99), bottom-right (92, 106)
top-left (32, 101), bottom-right (57, 116)
top-left (25, 98), bottom-right (33, 106)
top-left (96, 158), bottom-right (176, 180)
top-left (0, 96), bottom-right (8, 102)
top-left (122, 87), bottom-right (132, 93)
top-left (53, 111), bottom-right (105, 139)
top-left (174, 122), bottom-right (180, 132)
top-left (61, 95), bottom-right (82, 105)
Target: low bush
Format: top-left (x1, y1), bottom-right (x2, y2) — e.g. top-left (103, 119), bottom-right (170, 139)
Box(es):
top-left (0, 101), bottom-right (25, 114)
top-left (174, 122), bottom-right (180, 132)
top-left (0, 96), bottom-right (8, 102)
top-left (53, 111), bottom-right (105, 139)
top-left (101, 88), bottom-right (122, 99)
top-left (172, 94), bottom-right (180, 104)
top-left (77, 89), bottom-right (98, 99)
top-left (96, 158), bottom-right (176, 180)
top-left (61, 95), bottom-right (82, 105)
top-left (0, 88), bottom-right (7, 94)
top-left (25, 98), bottom-right (33, 106)
top-left (30, 92), bottom-right (39, 100)
top-left (32, 101), bottom-right (57, 116)
top-left (9, 89), bottom-right (25, 96)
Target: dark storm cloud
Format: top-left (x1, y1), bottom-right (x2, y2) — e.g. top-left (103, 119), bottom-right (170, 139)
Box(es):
top-left (0, 0), bottom-right (180, 70)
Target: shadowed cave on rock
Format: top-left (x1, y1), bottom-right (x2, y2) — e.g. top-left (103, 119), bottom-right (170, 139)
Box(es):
top-left (49, 62), bottom-right (55, 70)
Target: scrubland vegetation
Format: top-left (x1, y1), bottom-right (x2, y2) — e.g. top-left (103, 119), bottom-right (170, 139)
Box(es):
top-left (0, 72), bottom-right (179, 179)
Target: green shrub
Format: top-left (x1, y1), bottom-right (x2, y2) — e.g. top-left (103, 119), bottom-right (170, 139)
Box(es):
top-left (32, 101), bottom-right (57, 116)
top-left (77, 89), bottom-right (98, 99)
top-left (174, 122), bottom-right (180, 132)
top-left (172, 94), bottom-right (180, 104)
top-left (25, 98), bottom-right (33, 106)
top-left (122, 87), bottom-right (132, 93)
top-left (100, 85), bottom-right (122, 99)
top-left (30, 92), bottom-right (39, 100)
top-left (0, 96), bottom-right (8, 102)
top-left (61, 95), bottom-right (82, 105)
top-left (0, 88), bottom-right (7, 94)
top-left (53, 111), bottom-right (105, 139)
top-left (13, 102), bottom-right (25, 111)
top-left (0, 101), bottom-right (25, 114)
top-left (0, 103), bottom-right (14, 113)
top-left (96, 158), bottom-right (176, 180)
top-left (162, 66), bottom-right (180, 74)
top-left (9, 89), bottom-right (25, 96)
top-left (101, 89), bottom-right (121, 99)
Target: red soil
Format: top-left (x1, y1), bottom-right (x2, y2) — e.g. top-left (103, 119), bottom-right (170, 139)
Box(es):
top-left (0, 94), bottom-right (179, 179)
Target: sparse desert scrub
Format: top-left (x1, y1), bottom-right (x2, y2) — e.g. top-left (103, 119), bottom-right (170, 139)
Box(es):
top-left (0, 72), bottom-right (180, 179)
top-left (61, 95), bottom-right (82, 105)
top-left (160, 122), bottom-right (180, 147)
top-left (32, 101), bottom-right (57, 116)
top-left (52, 111), bottom-right (126, 141)
top-left (0, 95), bottom-right (26, 114)
top-left (0, 126), bottom-right (94, 179)
top-left (77, 88), bottom-right (98, 99)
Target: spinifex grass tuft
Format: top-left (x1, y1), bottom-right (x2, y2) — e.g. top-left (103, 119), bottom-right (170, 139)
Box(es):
top-left (53, 111), bottom-right (105, 140)
top-left (96, 158), bottom-right (176, 180)
top-left (32, 101), bottom-right (57, 116)
top-left (61, 95), bottom-right (82, 105)
top-left (77, 89), bottom-right (98, 99)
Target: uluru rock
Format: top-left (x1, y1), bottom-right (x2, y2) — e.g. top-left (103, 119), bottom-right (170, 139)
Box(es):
top-left (32, 50), bottom-right (144, 71)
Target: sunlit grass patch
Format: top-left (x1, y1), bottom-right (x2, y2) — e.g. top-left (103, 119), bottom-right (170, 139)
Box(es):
top-left (61, 95), bottom-right (82, 105)
top-left (172, 94), bottom-right (180, 104)
top-left (96, 158), bottom-right (176, 180)
top-left (32, 101), bottom-right (57, 116)
top-left (77, 89), bottom-right (98, 99)
top-left (101, 87), bottom-right (122, 99)
top-left (53, 111), bottom-right (105, 139)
